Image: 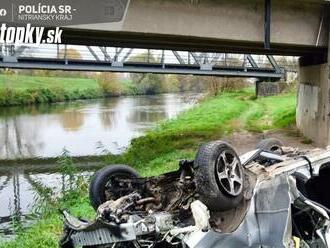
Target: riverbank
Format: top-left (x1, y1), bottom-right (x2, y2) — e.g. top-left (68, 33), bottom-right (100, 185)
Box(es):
top-left (112, 89), bottom-right (297, 176)
top-left (0, 89), bottom-right (298, 247)
top-left (0, 74), bottom-right (143, 106)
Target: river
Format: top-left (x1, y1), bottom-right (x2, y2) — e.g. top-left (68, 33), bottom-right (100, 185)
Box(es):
top-left (0, 93), bottom-right (199, 238)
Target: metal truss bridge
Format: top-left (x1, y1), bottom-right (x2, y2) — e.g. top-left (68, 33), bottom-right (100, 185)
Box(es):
top-left (0, 44), bottom-right (287, 80)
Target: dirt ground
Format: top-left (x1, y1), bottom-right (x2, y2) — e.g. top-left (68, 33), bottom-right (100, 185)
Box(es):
top-left (222, 129), bottom-right (316, 155)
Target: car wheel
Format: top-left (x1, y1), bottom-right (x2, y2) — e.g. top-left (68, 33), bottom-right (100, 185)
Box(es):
top-left (256, 138), bottom-right (284, 154)
top-left (194, 141), bottom-right (244, 211)
top-left (89, 164), bottom-right (140, 210)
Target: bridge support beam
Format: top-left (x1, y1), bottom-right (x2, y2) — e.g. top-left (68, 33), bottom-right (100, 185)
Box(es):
top-left (296, 61), bottom-right (329, 146)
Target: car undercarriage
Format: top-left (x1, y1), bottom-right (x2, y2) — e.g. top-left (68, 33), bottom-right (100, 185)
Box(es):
top-left (60, 139), bottom-right (330, 248)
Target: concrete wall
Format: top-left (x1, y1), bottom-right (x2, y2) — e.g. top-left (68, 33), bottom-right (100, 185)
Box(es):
top-left (296, 64), bottom-right (330, 147)
top-left (257, 82), bottom-right (283, 96)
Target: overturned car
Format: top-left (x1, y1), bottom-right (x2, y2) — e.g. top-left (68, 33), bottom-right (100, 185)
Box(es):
top-left (60, 139), bottom-right (330, 247)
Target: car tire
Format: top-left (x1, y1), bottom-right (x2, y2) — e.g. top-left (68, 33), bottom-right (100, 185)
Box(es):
top-left (89, 164), bottom-right (140, 210)
top-left (194, 141), bottom-right (245, 211)
top-left (256, 138), bottom-right (284, 154)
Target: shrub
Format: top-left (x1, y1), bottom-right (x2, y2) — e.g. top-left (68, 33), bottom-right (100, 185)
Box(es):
top-left (207, 77), bottom-right (249, 96)
top-left (96, 72), bottom-right (122, 96)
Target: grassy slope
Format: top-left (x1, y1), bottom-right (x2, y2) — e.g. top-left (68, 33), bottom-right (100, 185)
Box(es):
top-left (0, 74), bottom-right (167, 107)
top-left (0, 74), bottom-right (103, 106)
top-left (0, 89), bottom-right (297, 248)
top-left (0, 74), bottom-right (99, 91)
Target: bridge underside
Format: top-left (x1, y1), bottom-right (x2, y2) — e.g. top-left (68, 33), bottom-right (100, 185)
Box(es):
top-left (61, 28), bottom-right (328, 58)
top-left (61, 0), bottom-right (329, 57)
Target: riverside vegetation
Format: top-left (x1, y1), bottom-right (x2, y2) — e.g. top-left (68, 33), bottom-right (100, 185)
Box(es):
top-left (0, 69), bottom-right (249, 107)
top-left (0, 70), bottom-right (214, 107)
top-left (0, 88), bottom-right (297, 248)
top-left (0, 73), bottom-right (144, 106)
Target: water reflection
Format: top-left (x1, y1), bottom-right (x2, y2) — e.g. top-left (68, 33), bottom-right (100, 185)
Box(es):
top-left (0, 117), bottom-right (40, 158)
top-left (60, 110), bottom-right (85, 131)
top-left (0, 93), bottom-right (197, 159)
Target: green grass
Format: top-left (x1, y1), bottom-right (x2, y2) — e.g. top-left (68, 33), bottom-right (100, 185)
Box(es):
top-left (0, 74), bottom-right (103, 106)
top-left (0, 190), bottom-right (95, 248)
top-left (0, 74), bottom-right (99, 91)
top-left (242, 93), bottom-right (296, 132)
top-left (0, 89), bottom-right (297, 248)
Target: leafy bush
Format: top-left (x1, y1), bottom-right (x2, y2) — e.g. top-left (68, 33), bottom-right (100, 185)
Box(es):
top-left (96, 72), bottom-right (122, 96)
top-left (130, 73), bottom-right (166, 95)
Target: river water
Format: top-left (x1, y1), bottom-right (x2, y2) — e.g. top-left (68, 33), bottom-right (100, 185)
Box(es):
top-left (0, 93), bottom-right (198, 159)
top-left (0, 93), bottom-right (199, 238)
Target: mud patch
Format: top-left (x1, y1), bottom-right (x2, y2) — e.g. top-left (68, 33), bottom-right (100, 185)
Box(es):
top-left (221, 129), bottom-right (315, 154)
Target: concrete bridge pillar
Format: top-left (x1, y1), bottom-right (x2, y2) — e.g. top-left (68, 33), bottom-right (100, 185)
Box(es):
top-left (296, 59), bottom-right (329, 147)
top-left (296, 16), bottom-right (330, 147)
top-left (296, 12), bottom-right (330, 147)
